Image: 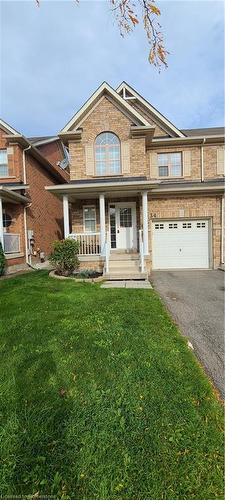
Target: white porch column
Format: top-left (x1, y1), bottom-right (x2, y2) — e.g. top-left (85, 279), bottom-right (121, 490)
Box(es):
top-left (63, 195), bottom-right (70, 238)
top-left (99, 193), bottom-right (106, 255)
top-left (142, 191), bottom-right (149, 255)
top-left (0, 197), bottom-right (4, 250)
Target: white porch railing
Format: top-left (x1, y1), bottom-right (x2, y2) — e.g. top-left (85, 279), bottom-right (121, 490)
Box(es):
top-left (3, 233), bottom-right (20, 254)
top-left (139, 229), bottom-right (145, 273)
top-left (69, 233), bottom-right (101, 255)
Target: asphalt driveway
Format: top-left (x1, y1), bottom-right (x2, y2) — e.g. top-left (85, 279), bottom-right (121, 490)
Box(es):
top-left (151, 270), bottom-right (225, 398)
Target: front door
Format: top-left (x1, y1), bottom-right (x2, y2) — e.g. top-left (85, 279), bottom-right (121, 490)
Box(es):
top-left (109, 203), bottom-right (137, 250)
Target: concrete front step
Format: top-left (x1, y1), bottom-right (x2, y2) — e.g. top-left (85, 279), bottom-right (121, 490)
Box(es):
top-left (109, 261), bottom-right (141, 270)
top-left (109, 253), bottom-right (139, 261)
top-left (104, 272), bottom-right (148, 280)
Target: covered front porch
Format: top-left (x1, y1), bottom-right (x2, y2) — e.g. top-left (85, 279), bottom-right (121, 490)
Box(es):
top-left (46, 178), bottom-right (158, 277)
top-left (0, 186), bottom-right (29, 263)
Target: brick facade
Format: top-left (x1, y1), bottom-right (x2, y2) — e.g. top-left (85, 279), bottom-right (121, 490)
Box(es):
top-left (149, 196), bottom-right (223, 268)
top-left (0, 126), bottom-right (67, 268)
top-left (69, 97), bottom-right (147, 180)
top-left (26, 154), bottom-right (64, 257)
top-left (66, 88), bottom-right (224, 271)
top-left (2, 83), bottom-right (224, 273)
top-left (0, 129), bottom-right (24, 182)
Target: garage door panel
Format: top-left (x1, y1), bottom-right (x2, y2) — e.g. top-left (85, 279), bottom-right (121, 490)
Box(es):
top-left (152, 220), bottom-right (209, 269)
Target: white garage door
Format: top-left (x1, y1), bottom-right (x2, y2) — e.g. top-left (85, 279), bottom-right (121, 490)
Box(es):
top-left (152, 219), bottom-right (210, 269)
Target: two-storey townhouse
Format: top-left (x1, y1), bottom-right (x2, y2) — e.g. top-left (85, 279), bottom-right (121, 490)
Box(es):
top-left (0, 119), bottom-right (69, 272)
top-left (46, 82), bottom-right (225, 278)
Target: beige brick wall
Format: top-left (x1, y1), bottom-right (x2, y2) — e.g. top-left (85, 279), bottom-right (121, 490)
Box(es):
top-left (128, 100), bottom-right (169, 137)
top-left (204, 145), bottom-right (224, 179)
top-left (69, 97), bottom-right (147, 180)
top-left (71, 194), bottom-right (224, 269)
top-left (148, 146), bottom-right (202, 180)
top-left (68, 98), bottom-right (224, 183)
top-left (149, 195), bottom-right (223, 268)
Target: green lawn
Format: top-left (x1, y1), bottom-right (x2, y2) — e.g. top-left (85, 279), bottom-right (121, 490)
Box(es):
top-left (0, 272), bottom-right (223, 499)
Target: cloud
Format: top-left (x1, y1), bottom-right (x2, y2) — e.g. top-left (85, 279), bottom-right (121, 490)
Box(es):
top-left (1, 0), bottom-right (224, 135)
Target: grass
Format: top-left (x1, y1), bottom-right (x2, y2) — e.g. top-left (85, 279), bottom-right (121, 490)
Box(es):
top-left (0, 271), bottom-right (224, 499)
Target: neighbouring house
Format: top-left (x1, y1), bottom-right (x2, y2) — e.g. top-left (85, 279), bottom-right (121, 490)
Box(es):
top-left (42, 81), bottom-right (224, 278)
top-left (0, 119), bottom-right (69, 272)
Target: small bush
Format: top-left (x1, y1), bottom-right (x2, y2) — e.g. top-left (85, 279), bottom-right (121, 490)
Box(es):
top-left (49, 239), bottom-right (80, 276)
top-left (73, 269), bottom-right (102, 279)
top-left (0, 242), bottom-right (6, 276)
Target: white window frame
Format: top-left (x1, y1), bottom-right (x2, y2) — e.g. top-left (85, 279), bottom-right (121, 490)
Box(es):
top-left (157, 152), bottom-right (183, 178)
top-left (0, 149), bottom-right (9, 178)
top-left (83, 205), bottom-right (96, 233)
top-left (95, 132), bottom-right (121, 176)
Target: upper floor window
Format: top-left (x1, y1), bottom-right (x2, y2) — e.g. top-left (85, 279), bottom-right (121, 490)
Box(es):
top-left (0, 150), bottom-right (8, 177)
top-left (95, 132), bottom-right (121, 176)
top-left (158, 152), bottom-right (182, 177)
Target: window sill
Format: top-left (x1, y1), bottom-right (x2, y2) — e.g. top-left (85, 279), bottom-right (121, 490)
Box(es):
top-left (92, 174), bottom-right (123, 178)
top-left (158, 176), bottom-right (184, 180)
top-left (5, 253), bottom-right (24, 260)
top-left (0, 176), bottom-right (16, 180)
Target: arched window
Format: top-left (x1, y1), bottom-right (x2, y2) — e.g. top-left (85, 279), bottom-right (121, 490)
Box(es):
top-left (95, 132), bottom-right (121, 176)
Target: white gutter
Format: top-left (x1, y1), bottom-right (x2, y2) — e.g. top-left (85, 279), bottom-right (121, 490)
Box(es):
top-left (201, 138), bottom-right (206, 182)
top-left (23, 206), bottom-right (29, 264)
top-left (22, 144), bottom-right (31, 184)
top-left (151, 184), bottom-right (225, 194)
top-left (22, 145), bottom-right (33, 266)
top-left (221, 196), bottom-right (224, 264)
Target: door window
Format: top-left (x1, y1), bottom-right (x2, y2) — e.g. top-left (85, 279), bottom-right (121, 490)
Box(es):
top-left (120, 208), bottom-right (132, 228)
top-left (110, 206), bottom-right (116, 248)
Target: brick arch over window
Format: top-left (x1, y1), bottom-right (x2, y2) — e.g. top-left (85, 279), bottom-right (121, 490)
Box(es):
top-left (95, 132), bottom-right (121, 176)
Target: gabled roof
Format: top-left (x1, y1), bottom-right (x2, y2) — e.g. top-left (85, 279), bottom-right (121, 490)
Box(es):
top-left (60, 82), bottom-right (151, 133)
top-left (0, 118), bottom-right (20, 136)
top-left (116, 81), bottom-right (185, 138)
top-left (0, 118), bottom-right (68, 183)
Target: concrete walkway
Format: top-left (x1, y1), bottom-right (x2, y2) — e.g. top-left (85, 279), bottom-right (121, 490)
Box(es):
top-left (101, 280), bottom-right (152, 289)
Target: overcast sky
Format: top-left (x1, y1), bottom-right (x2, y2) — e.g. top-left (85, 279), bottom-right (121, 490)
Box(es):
top-left (1, 0), bottom-right (224, 136)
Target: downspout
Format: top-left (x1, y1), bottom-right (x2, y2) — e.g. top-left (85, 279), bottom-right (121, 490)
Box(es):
top-left (221, 196), bottom-right (224, 265)
top-left (22, 145), bottom-right (31, 185)
top-left (22, 145), bottom-right (35, 268)
top-left (200, 137), bottom-right (206, 182)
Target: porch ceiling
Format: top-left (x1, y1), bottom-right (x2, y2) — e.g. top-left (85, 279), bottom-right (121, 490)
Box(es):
top-left (0, 186), bottom-right (30, 204)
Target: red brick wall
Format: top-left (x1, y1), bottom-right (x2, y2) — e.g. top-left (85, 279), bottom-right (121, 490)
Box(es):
top-left (0, 128), bottom-right (24, 182)
top-left (26, 154), bottom-right (64, 257)
top-left (36, 141), bottom-right (69, 182)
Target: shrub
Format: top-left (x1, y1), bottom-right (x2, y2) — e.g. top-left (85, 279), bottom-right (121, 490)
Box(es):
top-left (49, 239), bottom-right (80, 276)
top-left (73, 269), bottom-right (102, 279)
top-left (0, 241), bottom-right (6, 276)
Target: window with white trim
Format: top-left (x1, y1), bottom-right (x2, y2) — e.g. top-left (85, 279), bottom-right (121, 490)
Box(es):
top-left (158, 152), bottom-right (182, 177)
top-left (0, 150), bottom-right (8, 177)
top-left (95, 132), bottom-right (121, 176)
top-left (83, 206), bottom-right (96, 233)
